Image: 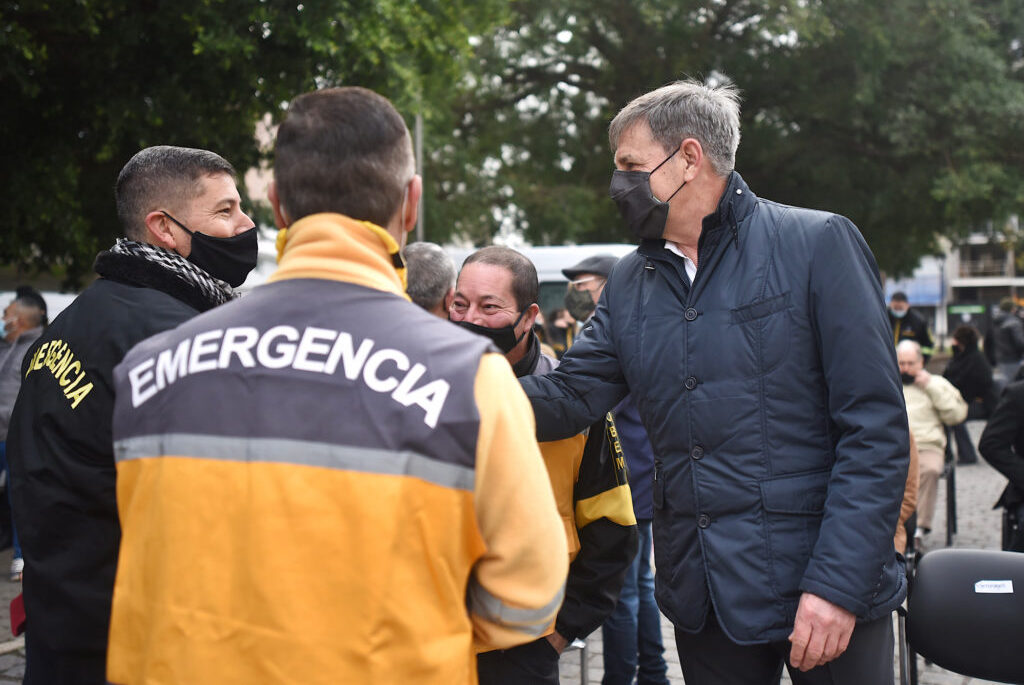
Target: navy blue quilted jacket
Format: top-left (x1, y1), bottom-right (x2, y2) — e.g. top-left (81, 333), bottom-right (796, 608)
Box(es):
top-left (521, 172), bottom-right (909, 644)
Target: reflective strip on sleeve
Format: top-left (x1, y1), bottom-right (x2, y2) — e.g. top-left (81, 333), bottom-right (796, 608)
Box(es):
top-left (114, 433), bottom-right (475, 491)
top-left (466, 578), bottom-right (565, 638)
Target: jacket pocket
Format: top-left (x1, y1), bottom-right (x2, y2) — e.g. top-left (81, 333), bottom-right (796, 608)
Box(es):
top-left (760, 468), bottom-right (830, 515)
top-left (730, 292), bottom-right (791, 375)
top-left (759, 469), bottom-right (830, 602)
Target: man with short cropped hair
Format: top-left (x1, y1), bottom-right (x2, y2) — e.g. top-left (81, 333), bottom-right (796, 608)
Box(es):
top-left (521, 78), bottom-right (910, 684)
top-left (7, 145), bottom-right (256, 685)
top-left (106, 88), bottom-right (567, 685)
top-left (405, 241), bottom-right (457, 317)
top-left (888, 291), bottom-right (935, 361)
top-left (451, 245), bottom-right (637, 685)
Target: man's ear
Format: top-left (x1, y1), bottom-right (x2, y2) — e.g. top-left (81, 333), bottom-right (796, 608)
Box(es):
top-left (143, 211), bottom-right (178, 250)
top-left (403, 175), bottom-right (422, 234)
top-left (522, 302), bottom-right (541, 331)
top-left (268, 181), bottom-right (290, 229)
top-left (679, 138), bottom-right (705, 182)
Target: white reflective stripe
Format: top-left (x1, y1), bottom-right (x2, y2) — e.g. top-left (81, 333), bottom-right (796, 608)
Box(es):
top-left (467, 578), bottom-right (565, 637)
top-left (114, 433), bottom-right (475, 491)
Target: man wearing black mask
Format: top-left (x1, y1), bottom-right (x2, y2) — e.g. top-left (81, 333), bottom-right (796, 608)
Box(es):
top-left (522, 78), bottom-right (910, 684)
top-left (6, 145), bottom-right (257, 685)
top-left (562, 254), bottom-right (618, 324)
top-left (450, 246), bottom-right (637, 684)
top-left (897, 340), bottom-right (967, 546)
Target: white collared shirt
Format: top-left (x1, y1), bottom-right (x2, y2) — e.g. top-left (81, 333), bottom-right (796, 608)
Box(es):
top-left (663, 241), bottom-right (697, 282)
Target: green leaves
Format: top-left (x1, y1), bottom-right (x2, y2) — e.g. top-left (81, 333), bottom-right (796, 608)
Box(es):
top-left (423, 0), bottom-right (1024, 275)
top-left (4, 0), bottom-right (1022, 282)
top-left (2, 0), bottom-right (504, 286)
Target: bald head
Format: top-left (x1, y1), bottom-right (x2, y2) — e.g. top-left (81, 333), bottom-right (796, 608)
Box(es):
top-left (897, 340), bottom-right (924, 379)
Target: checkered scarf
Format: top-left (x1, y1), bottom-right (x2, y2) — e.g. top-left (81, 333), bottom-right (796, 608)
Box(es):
top-left (109, 239), bottom-right (235, 307)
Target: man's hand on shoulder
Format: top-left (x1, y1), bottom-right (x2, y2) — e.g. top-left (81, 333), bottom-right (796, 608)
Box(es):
top-left (787, 592), bottom-right (856, 672)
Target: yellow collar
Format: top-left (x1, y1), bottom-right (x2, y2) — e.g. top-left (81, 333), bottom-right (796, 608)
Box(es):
top-left (270, 213), bottom-right (408, 296)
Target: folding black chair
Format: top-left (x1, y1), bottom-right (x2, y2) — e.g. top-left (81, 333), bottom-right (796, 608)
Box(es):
top-left (906, 548), bottom-right (1024, 683)
top-left (943, 426), bottom-right (958, 546)
top-left (896, 534), bottom-right (920, 685)
top-left (1005, 506), bottom-right (1021, 552)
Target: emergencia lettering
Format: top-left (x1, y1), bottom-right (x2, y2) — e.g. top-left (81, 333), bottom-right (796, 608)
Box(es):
top-left (25, 339), bottom-right (95, 409)
top-left (127, 325), bottom-right (451, 428)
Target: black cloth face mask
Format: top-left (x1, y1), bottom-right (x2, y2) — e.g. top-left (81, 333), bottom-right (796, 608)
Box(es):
top-left (564, 288), bottom-right (596, 322)
top-left (900, 373), bottom-right (917, 385)
top-left (608, 148), bottom-right (686, 240)
top-left (162, 211), bottom-right (259, 287)
top-left (454, 310), bottom-right (527, 354)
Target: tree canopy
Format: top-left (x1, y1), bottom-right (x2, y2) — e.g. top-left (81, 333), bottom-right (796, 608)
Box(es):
top-left (2, 0), bottom-right (504, 286)
top-left (422, 0), bottom-right (1024, 275)
top-left (4, 0), bottom-right (1022, 282)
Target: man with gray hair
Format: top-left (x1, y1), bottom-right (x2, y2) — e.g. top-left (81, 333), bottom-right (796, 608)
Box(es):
top-left (405, 241), bottom-right (457, 317)
top-left (521, 77), bottom-right (910, 683)
top-left (7, 145), bottom-right (256, 684)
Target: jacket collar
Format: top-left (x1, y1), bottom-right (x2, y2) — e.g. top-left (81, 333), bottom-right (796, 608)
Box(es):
top-left (93, 249), bottom-right (228, 312)
top-left (511, 332), bottom-right (541, 378)
top-left (269, 213), bottom-right (409, 299)
top-left (638, 171), bottom-right (756, 262)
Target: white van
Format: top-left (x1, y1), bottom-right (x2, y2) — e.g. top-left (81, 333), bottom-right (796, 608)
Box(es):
top-left (444, 243), bottom-right (637, 317)
top-left (243, 238), bottom-right (638, 318)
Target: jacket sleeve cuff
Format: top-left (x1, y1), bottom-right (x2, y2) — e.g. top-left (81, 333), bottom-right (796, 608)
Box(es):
top-left (554, 618), bottom-right (579, 644)
top-left (797, 577), bottom-right (869, 618)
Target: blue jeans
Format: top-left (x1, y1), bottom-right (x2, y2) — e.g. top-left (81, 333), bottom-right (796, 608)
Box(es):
top-left (601, 520), bottom-right (669, 685)
top-left (0, 442), bottom-right (21, 560)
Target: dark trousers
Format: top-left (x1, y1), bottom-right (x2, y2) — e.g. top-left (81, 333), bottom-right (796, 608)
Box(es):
top-left (674, 611), bottom-right (894, 685)
top-left (601, 520), bottom-right (669, 684)
top-left (24, 631), bottom-right (107, 685)
top-left (477, 637), bottom-right (561, 684)
top-left (951, 421), bottom-right (978, 464)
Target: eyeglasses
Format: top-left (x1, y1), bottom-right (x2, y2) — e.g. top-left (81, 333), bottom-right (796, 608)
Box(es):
top-left (568, 276), bottom-right (604, 291)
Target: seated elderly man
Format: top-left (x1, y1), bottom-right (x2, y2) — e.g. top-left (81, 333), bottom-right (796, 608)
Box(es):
top-left (897, 340), bottom-right (967, 545)
top-left (450, 245), bottom-right (637, 685)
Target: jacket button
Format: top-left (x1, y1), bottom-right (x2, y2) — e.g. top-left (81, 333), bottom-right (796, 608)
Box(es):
top-left (691, 446), bottom-right (704, 460)
top-left (684, 376), bottom-right (698, 390)
top-left (698, 514), bottom-right (711, 528)
top-left (684, 307), bottom-right (698, 321)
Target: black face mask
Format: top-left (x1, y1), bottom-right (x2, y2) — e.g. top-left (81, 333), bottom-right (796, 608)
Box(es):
top-left (900, 373), bottom-right (917, 385)
top-left (564, 288), bottom-right (596, 322)
top-left (608, 148), bottom-right (686, 240)
top-left (454, 310), bottom-right (527, 354)
top-left (162, 211), bottom-right (259, 287)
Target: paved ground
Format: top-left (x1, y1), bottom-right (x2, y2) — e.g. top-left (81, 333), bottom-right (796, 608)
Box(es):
top-left (559, 420), bottom-right (1011, 685)
top-left (0, 421), bottom-right (1010, 683)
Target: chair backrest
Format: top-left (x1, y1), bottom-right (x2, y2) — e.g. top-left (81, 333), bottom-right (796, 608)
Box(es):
top-left (907, 548), bottom-right (1024, 683)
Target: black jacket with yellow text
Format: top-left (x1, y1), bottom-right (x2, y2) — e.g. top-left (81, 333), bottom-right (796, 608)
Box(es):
top-left (6, 249), bottom-right (223, 653)
top-left (516, 338), bottom-right (637, 643)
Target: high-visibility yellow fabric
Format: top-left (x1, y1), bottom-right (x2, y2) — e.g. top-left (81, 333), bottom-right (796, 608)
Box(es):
top-left (106, 214), bottom-right (567, 684)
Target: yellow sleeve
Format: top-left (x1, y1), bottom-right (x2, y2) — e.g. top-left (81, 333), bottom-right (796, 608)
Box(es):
top-left (469, 353), bottom-right (568, 651)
